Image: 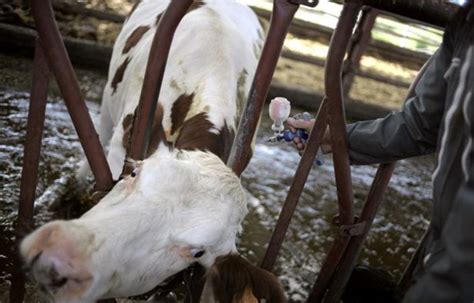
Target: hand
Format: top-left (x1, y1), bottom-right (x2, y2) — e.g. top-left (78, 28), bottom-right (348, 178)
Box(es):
top-left (286, 118), bottom-right (332, 154)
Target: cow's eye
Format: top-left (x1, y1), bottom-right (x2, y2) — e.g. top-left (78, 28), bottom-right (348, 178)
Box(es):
top-left (131, 169), bottom-right (138, 178)
top-left (191, 249), bottom-right (205, 258)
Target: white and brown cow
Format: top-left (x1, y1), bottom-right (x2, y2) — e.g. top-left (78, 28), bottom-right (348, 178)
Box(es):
top-left (20, 0), bottom-right (285, 302)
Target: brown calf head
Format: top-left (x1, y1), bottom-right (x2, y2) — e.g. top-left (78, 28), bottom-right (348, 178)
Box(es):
top-left (208, 254), bottom-right (287, 303)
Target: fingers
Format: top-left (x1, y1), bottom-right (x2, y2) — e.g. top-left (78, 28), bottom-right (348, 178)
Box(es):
top-left (286, 118), bottom-right (314, 132)
top-left (286, 118), bottom-right (297, 132)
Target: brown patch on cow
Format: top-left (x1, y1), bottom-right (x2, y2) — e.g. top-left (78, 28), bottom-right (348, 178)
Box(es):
top-left (122, 113), bottom-right (134, 152)
top-left (175, 114), bottom-right (235, 163)
top-left (146, 103), bottom-right (169, 157)
top-left (122, 25), bottom-right (150, 54)
top-left (126, 0), bottom-right (141, 21)
top-left (208, 254), bottom-right (287, 303)
top-left (111, 57), bottom-right (131, 94)
top-left (171, 94), bottom-right (194, 135)
top-left (187, 1), bottom-right (205, 13)
top-left (122, 105), bottom-right (169, 158)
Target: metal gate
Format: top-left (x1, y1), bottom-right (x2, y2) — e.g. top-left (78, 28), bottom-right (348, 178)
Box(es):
top-left (9, 0), bottom-right (455, 302)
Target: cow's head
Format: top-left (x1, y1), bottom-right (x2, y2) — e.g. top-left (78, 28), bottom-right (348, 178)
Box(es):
top-left (20, 147), bottom-right (247, 302)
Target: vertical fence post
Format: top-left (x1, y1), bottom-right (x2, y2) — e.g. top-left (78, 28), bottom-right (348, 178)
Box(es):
top-left (228, 0), bottom-right (300, 176)
top-left (261, 99), bottom-right (329, 271)
top-left (124, 0), bottom-right (193, 166)
top-left (323, 162), bottom-right (396, 302)
top-left (9, 40), bottom-right (50, 303)
top-left (342, 7), bottom-right (378, 99)
top-left (307, 2), bottom-right (362, 302)
top-left (30, 0), bottom-right (113, 192)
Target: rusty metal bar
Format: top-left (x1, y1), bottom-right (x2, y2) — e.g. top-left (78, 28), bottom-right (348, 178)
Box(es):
top-left (307, 3), bottom-right (362, 302)
top-left (342, 6), bottom-right (378, 98)
top-left (325, 1), bottom-right (360, 225)
top-left (323, 162), bottom-right (396, 302)
top-left (121, 0), bottom-right (199, 298)
top-left (125, 0), bottom-right (193, 165)
top-left (398, 228), bottom-right (430, 295)
top-left (350, 0), bottom-right (455, 28)
top-left (228, 0), bottom-right (300, 176)
top-left (9, 40), bottom-right (50, 303)
top-left (30, 0), bottom-right (113, 191)
top-left (261, 99), bottom-right (329, 271)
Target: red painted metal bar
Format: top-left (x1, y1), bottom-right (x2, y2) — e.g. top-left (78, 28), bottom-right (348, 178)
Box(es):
top-left (30, 0), bottom-right (113, 192)
top-left (342, 6), bottom-right (378, 98)
top-left (9, 40), bottom-right (50, 303)
top-left (121, 1), bottom-right (199, 299)
top-left (325, 1), bottom-right (360, 225)
top-left (324, 162), bottom-right (396, 302)
top-left (356, 0), bottom-right (454, 28)
top-left (307, 3), bottom-right (362, 302)
top-left (228, 0), bottom-right (299, 176)
top-left (125, 0), bottom-right (193, 164)
top-left (261, 99), bottom-right (328, 271)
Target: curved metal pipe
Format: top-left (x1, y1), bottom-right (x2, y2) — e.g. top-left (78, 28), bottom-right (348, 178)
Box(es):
top-left (307, 3), bottom-right (362, 302)
top-left (228, 0), bottom-right (299, 176)
top-left (9, 40), bottom-right (49, 303)
top-left (324, 162), bottom-right (396, 302)
top-left (261, 99), bottom-right (328, 271)
top-left (125, 0), bottom-right (193, 164)
top-left (325, 1), bottom-right (361, 226)
top-left (30, 0), bottom-right (113, 191)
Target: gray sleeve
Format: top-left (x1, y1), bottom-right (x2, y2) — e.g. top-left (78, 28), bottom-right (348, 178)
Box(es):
top-left (346, 47), bottom-right (451, 165)
top-left (402, 181), bottom-right (474, 303)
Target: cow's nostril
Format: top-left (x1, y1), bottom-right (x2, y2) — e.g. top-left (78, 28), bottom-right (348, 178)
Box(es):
top-left (48, 266), bottom-right (68, 288)
top-left (49, 276), bottom-right (68, 289)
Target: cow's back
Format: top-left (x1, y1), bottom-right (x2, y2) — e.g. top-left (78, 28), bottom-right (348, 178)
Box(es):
top-left (100, 0), bottom-right (263, 178)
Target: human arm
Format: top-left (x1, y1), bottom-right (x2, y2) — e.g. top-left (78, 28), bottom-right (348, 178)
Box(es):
top-left (287, 46), bottom-right (451, 164)
top-left (346, 46), bottom-right (451, 165)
